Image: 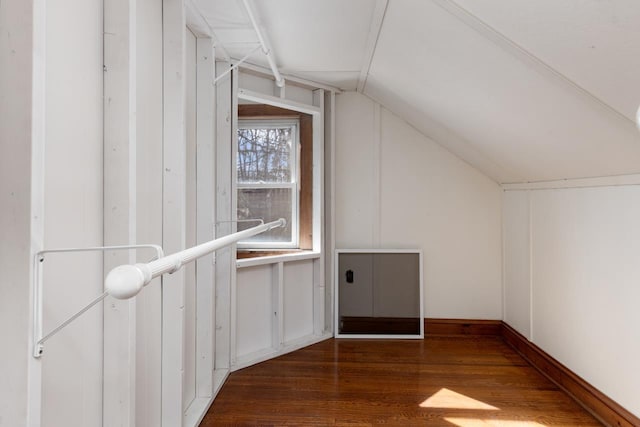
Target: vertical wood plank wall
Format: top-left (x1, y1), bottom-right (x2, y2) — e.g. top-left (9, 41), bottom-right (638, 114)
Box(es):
top-left (184, 26), bottom-right (198, 413)
top-left (135, 0), bottom-right (163, 425)
top-left (41, 1), bottom-right (104, 426)
top-left (161, 0), bottom-right (186, 424)
top-left (17, 5), bottom-right (330, 422)
top-left (194, 36), bottom-right (216, 402)
top-left (235, 257), bottom-right (331, 371)
top-left (103, 0), bottom-right (136, 425)
top-left (214, 61), bottom-right (234, 377)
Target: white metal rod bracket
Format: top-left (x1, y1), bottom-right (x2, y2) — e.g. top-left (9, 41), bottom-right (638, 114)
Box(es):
top-left (213, 45), bottom-right (261, 85)
top-left (32, 244), bottom-right (164, 358)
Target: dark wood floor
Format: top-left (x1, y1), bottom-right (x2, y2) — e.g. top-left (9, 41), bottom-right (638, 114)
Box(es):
top-left (200, 336), bottom-right (601, 426)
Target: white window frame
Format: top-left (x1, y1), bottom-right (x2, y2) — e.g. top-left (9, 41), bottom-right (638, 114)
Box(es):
top-left (236, 118), bottom-right (300, 249)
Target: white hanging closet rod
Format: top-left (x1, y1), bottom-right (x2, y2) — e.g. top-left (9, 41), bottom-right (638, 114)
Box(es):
top-left (32, 218), bottom-right (285, 358)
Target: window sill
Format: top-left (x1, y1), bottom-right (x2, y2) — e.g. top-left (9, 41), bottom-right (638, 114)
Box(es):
top-left (236, 250), bottom-right (321, 269)
top-left (237, 249), bottom-right (303, 260)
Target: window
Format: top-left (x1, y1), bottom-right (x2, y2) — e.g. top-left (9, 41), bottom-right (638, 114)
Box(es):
top-left (237, 119), bottom-right (299, 248)
top-left (235, 104), bottom-right (313, 255)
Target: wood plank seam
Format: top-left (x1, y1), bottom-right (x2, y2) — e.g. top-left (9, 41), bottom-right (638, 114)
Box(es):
top-left (201, 330), bottom-right (602, 425)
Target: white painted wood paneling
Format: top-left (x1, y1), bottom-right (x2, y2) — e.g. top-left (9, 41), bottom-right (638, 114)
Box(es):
top-left (26, 0), bottom-right (47, 422)
top-left (0, 1), bottom-right (43, 425)
top-left (103, 0), bottom-right (137, 424)
top-left (529, 186), bottom-right (640, 417)
top-left (502, 191), bottom-right (531, 338)
top-left (40, 1), bottom-right (104, 426)
top-left (214, 60), bottom-right (234, 372)
top-left (378, 106), bottom-right (502, 319)
top-left (272, 262), bottom-right (284, 349)
top-left (237, 72), bottom-right (274, 99)
top-left (283, 260), bottom-right (315, 342)
top-left (236, 72), bottom-right (312, 106)
top-left (236, 265), bottom-right (274, 357)
top-left (135, 0), bottom-right (163, 424)
top-left (312, 91), bottom-right (325, 245)
top-left (324, 91), bottom-right (336, 333)
top-left (312, 89), bottom-right (326, 335)
top-left (194, 36), bottom-right (216, 400)
top-left (237, 71), bottom-right (316, 108)
top-left (229, 67), bottom-right (239, 367)
top-left (234, 254), bottom-right (330, 369)
top-left (312, 258), bottom-right (325, 335)
top-left (161, 0), bottom-right (187, 423)
top-left (336, 92), bottom-right (503, 320)
top-left (335, 93), bottom-right (376, 248)
top-left (183, 26), bottom-right (198, 412)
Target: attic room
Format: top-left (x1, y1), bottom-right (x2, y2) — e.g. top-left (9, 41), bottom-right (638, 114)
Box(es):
top-left (1, 0), bottom-right (640, 426)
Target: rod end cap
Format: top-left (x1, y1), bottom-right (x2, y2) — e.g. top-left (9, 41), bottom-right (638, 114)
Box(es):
top-left (105, 265), bottom-right (145, 299)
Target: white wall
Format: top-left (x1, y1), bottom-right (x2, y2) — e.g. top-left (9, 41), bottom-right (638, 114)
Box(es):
top-left (1, 1), bottom-right (167, 425)
top-left (503, 184), bottom-right (640, 418)
top-left (236, 265), bottom-right (274, 357)
top-left (335, 92), bottom-right (503, 320)
top-left (183, 26), bottom-right (198, 412)
top-left (0, 1), bottom-right (34, 425)
top-left (41, 1), bottom-right (104, 426)
top-left (502, 191), bottom-right (531, 337)
top-left (135, 0), bottom-right (163, 425)
top-left (231, 71), bottom-right (331, 371)
top-left (2, 2), bottom-right (220, 426)
top-left (235, 257), bottom-right (322, 368)
top-left (238, 72), bottom-right (315, 106)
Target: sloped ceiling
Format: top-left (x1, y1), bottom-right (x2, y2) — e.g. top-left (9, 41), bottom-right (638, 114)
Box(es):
top-left (192, 0), bottom-right (640, 184)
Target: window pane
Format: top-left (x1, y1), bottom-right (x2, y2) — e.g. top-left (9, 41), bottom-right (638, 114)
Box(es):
top-left (238, 188), bottom-right (293, 244)
top-left (237, 127), bottom-right (293, 183)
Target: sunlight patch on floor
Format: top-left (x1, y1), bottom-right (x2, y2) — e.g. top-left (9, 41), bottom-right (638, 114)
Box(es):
top-left (420, 388), bottom-right (499, 410)
top-left (444, 418), bottom-right (546, 427)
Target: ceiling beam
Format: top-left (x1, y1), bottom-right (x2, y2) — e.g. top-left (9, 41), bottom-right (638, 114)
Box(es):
top-left (356, 0), bottom-right (388, 93)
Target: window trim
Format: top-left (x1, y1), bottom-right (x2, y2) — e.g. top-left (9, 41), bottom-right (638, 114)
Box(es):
top-left (235, 94), bottom-right (318, 258)
top-left (236, 119), bottom-right (300, 249)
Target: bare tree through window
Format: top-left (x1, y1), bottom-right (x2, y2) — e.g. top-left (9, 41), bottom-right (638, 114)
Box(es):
top-left (237, 120), bottom-right (299, 247)
top-left (237, 128), bottom-right (292, 183)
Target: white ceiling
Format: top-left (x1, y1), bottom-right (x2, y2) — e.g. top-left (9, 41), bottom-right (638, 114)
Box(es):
top-left (193, 0), bottom-right (376, 90)
top-left (192, 0), bottom-right (640, 184)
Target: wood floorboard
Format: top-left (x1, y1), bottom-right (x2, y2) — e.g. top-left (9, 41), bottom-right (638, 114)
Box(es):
top-left (200, 336), bottom-right (602, 426)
